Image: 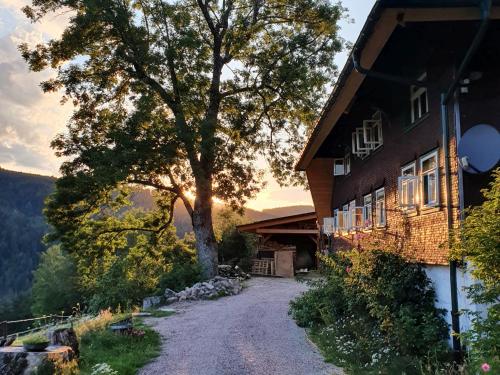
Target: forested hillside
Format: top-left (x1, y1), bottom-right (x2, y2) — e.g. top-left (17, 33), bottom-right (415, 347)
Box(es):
top-left (0, 167), bottom-right (312, 307)
top-left (0, 168), bottom-right (55, 299)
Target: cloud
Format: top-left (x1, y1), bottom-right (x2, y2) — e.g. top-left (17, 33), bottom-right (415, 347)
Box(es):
top-left (0, 1), bottom-right (72, 176)
top-left (0, 1), bottom-right (315, 210)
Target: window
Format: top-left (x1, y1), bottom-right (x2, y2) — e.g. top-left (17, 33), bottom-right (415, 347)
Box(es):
top-left (323, 217), bottom-right (334, 236)
top-left (410, 74), bottom-right (428, 123)
top-left (337, 207), bottom-right (345, 233)
top-left (398, 162), bottom-right (418, 210)
top-left (345, 153), bottom-right (351, 175)
top-left (375, 188), bottom-right (386, 227)
top-left (342, 204), bottom-right (350, 232)
top-left (420, 151), bottom-right (439, 207)
top-left (363, 194), bottom-right (373, 229)
top-left (363, 111), bottom-right (383, 150)
top-left (352, 129), bottom-right (371, 158)
top-left (349, 200), bottom-right (356, 231)
top-left (333, 158), bottom-right (345, 176)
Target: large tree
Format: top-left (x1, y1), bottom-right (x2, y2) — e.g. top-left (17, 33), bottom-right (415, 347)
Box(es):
top-left (21, 0), bottom-right (345, 278)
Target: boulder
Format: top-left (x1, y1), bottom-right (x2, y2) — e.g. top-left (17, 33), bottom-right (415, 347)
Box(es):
top-left (142, 295), bottom-right (162, 310)
top-left (164, 288), bottom-right (176, 299)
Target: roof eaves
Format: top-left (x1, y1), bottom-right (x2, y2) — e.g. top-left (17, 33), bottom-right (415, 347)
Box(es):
top-left (295, 1), bottom-right (384, 171)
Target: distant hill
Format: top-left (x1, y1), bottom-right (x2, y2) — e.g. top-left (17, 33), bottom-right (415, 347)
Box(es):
top-left (0, 167), bottom-right (313, 299)
top-left (130, 189), bottom-right (276, 237)
top-left (0, 168), bottom-right (55, 299)
top-left (262, 205), bottom-right (314, 217)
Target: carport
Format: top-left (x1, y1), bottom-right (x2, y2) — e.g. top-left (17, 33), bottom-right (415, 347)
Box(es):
top-left (237, 212), bottom-right (319, 277)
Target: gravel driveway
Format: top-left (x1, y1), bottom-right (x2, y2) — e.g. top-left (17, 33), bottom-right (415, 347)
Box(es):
top-left (139, 277), bottom-right (342, 375)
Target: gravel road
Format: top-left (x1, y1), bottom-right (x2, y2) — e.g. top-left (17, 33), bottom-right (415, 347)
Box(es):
top-left (139, 277), bottom-right (342, 375)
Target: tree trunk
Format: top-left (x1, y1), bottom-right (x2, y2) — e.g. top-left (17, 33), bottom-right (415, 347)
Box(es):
top-left (192, 183), bottom-right (218, 279)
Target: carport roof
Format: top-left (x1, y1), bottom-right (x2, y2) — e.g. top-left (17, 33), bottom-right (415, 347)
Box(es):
top-left (237, 212), bottom-right (318, 235)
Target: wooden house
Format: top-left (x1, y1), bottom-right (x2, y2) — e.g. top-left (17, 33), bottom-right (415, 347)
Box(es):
top-left (295, 0), bottom-right (500, 349)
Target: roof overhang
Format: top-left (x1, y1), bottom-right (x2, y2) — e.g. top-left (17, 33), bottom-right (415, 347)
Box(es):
top-left (237, 212), bottom-right (317, 234)
top-left (296, 2), bottom-right (500, 171)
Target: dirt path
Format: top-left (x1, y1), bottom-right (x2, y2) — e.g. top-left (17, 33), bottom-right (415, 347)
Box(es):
top-left (139, 277), bottom-right (342, 375)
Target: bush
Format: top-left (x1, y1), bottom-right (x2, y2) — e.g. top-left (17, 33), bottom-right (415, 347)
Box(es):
top-left (158, 262), bottom-right (202, 292)
top-left (451, 168), bottom-right (500, 373)
top-left (218, 228), bottom-right (256, 271)
top-left (290, 250), bottom-right (449, 374)
top-left (31, 245), bottom-right (80, 316)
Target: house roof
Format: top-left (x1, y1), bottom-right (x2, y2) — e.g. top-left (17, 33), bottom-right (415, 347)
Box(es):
top-left (296, 0), bottom-right (500, 171)
top-left (237, 212), bottom-right (317, 234)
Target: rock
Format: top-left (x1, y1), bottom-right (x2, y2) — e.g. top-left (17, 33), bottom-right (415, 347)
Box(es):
top-left (142, 295), bottom-right (162, 310)
top-left (164, 288), bottom-right (176, 299)
top-left (166, 297), bottom-right (178, 304)
top-left (143, 276), bottom-right (243, 306)
top-left (0, 346), bottom-right (73, 375)
top-left (48, 328), bottom-right (79, 357)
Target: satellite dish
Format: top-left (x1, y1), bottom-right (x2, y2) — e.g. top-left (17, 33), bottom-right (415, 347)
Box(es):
top-left (458, 124), bottom-right (500, 174)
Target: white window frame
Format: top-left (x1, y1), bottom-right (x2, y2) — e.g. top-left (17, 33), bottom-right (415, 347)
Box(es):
top-left (342, 204), bottom-right (350, 233)
top-left (410, 74), bottom-right (429, 123)
top-left (363, 111), bottom-right (383, 150)
top-left (352, 129), bottom-right (371, 158)
top-left (345, 153), bottom-right (351, 175)
top-left (348, 200), bottom-right (356, 231)
top-left (363, 194), bottom-right (373, 229)
top-left (333, 158), bottom-right (345, 176)
top-left (323, 217), bottom-right (334, 236)
top-left (337, 207), bottom-right (345, 233)
top-left (420, 150), bottom-right (439, 208)
top-left (375, 187), bottom-right (386, 228)
top-left (398, 162), bottom-right (418, 210)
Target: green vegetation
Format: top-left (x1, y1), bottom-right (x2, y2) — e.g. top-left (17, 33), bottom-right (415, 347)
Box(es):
top-left (143, 309), bottom-right (175, 318)
top-left (451, 168), bottom-right (500, 373)
top-left (22, 333), bottom-right (49, 345)
top-left (31, 245), bottom-right (79, 316)
top-left (79, 318), bottom-right (161, 375)
top-left (22, 0), bottom-right (346, 278)
top-left (216, 209), bottom-right (257, 271)
top-left (158, 262), bottom-right (202, 293)
top-left (0, 168), bottom-right (53, 320)
top-left (290, 250), bottom-right (449, 374)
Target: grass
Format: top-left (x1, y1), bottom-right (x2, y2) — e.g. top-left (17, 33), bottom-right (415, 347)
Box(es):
top-left (78, 318), bottom-right (161, 375)
top-left (143, 309), bottom-right (175, 318)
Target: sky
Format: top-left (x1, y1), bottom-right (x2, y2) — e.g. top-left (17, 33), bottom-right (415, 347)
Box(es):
top-left (0, 0), bottom-right (375, 211)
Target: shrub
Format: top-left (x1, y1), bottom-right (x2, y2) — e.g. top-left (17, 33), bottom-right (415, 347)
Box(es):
top-left (158, 262), bottom-right (202, 292)
top-left (290, 250), bottom-right (449, 373)
top-left (83, 229), bottom-right (194, 312)
top-left (451, 168), bottom-right (500, 373)
top-left (31, 245), bottom-right (80, 316)
top-left (218, 228), bottom-right (256, 271)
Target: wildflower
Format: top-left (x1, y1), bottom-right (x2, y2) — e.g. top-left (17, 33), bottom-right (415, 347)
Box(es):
top-left (481, 363), bottom-right (491, 372)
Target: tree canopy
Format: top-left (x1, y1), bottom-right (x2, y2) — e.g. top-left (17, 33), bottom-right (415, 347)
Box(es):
top-left (21, 0), bottom-right (346, 277)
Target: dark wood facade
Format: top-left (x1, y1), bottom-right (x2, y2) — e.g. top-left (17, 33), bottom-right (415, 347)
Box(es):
top-left (297, 3), bottom-right (500, 265)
